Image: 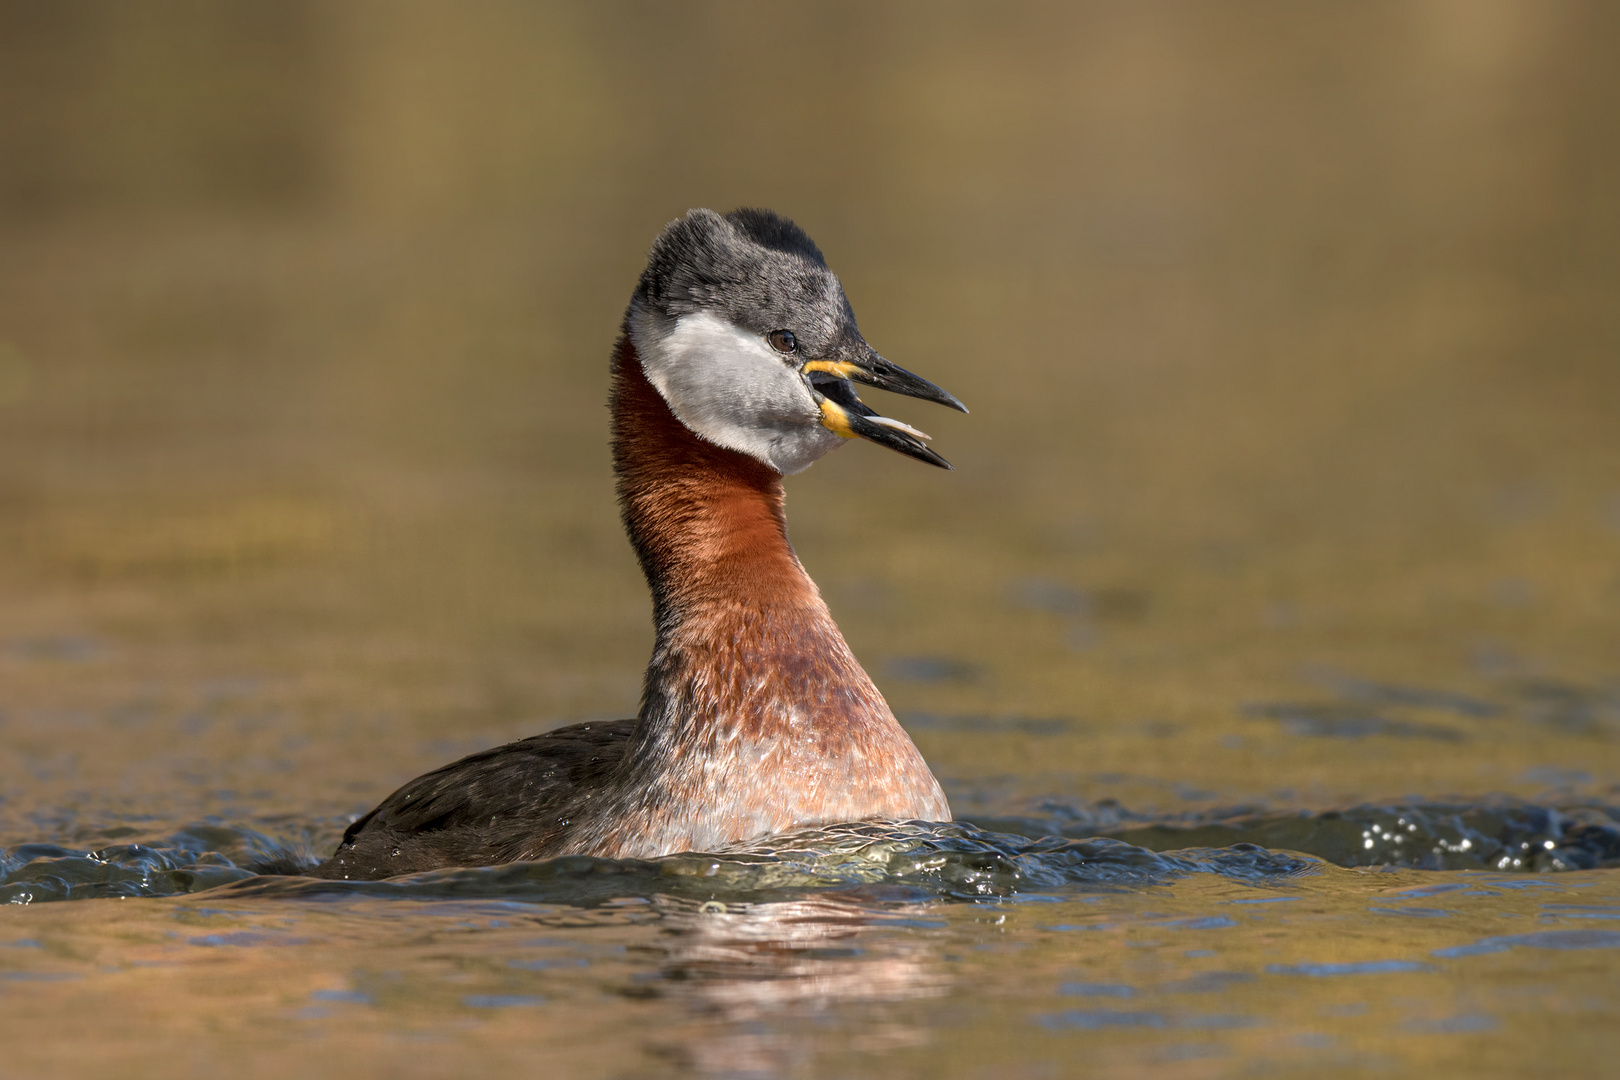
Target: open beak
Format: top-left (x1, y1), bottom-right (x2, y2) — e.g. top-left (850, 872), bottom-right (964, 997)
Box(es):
top-left (803, 352), bottom-right (967, 470)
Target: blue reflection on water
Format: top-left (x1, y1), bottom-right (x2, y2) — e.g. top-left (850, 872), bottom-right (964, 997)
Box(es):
top-left (1434, 930), bottom-right (1620, 957)
top-left (1058, 982), bottom-right (1136, 997)
top-left (1223, 897), bottom-right (1301, 905)
top-left (462, 994), bottom-right (546, 1009)
top-left (1405, 1014), bottom-right (1497, 1033)
top-left (1266, 960), bottom-right (1431, 976)
top-left (188, 931), bottom-right (308, 947)
top-left (1158, 915), bottom-right (1238, 929)
top-left (1369, 906), bottom-right (1456, 918)
top-left (1541, 905), bottom-right (1620, 920)
top-left (1039, 1009), bottom-right (1256, 1030)
top-left (309, 989), bottom-right (371, 1004)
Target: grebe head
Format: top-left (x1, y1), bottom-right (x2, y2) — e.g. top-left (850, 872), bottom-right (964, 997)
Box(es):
top-left (627, 208), bottom-right (967, 475)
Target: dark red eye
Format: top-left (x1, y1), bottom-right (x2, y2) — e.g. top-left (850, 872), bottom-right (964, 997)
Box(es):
top-left (767, 329), bottom-right (797, 353)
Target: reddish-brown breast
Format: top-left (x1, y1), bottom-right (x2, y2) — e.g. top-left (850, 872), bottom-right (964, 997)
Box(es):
top-left (552, 335), bottom-right (951, 860)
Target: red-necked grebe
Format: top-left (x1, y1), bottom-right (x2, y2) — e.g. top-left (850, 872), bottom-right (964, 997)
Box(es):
top-left (311, 208), bottom-right (966, 880)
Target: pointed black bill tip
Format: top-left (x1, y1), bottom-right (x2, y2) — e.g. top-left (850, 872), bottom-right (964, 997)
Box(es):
top-left (844, 410), bottom-right (955, 470)
top-left (861, 354), bottom-right (969, 414)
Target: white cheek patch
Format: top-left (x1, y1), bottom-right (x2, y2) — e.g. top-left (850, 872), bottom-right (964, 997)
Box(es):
top-left (630, 309), bottom-right (845, 475)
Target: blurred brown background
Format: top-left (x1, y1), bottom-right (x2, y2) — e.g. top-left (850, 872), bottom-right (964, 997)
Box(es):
top-left (1, 1), bottom-right (1617, 829)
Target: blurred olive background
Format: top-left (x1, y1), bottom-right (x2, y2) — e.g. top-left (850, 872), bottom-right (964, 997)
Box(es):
top-left (1, 0), bottom-right (1618, 834)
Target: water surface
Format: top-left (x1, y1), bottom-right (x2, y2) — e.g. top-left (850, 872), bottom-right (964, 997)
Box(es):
top-left (3, 4), bottom-right (1619, 1077)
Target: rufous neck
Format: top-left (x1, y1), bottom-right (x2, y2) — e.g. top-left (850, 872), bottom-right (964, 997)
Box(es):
top-left (592, 332), bottom-right (951, 853)
top-left (610, 333), bottom-right (819, 623)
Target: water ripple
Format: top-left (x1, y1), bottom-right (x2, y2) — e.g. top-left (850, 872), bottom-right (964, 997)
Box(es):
top-left (976, 800), bottom-right (1620, 871)
top-left (3, 821), bottom-right (1314, 906)
top-left (9, 800), bottom-right (1613, 909)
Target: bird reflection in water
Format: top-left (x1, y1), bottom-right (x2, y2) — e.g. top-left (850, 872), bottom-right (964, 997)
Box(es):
top-left (641, 894), bottom-right (954, 1076)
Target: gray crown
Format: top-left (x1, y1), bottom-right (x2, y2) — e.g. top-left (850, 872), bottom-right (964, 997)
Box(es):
top-left (633, 208), bottom-right (863, 360)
